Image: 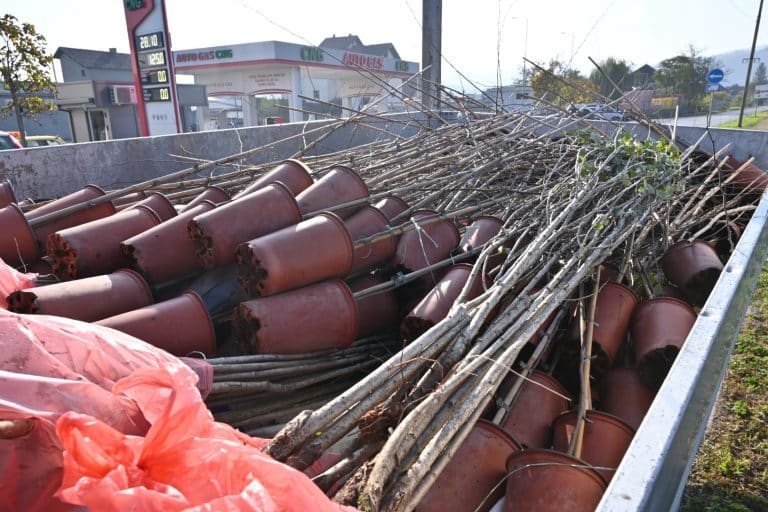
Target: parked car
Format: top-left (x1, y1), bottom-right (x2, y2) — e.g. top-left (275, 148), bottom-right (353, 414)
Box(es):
top-left (0, 130), bottom-right (23, 150)
top-left (25, 135), bottom-right (67, 147)
top-left (575, 103), bottom-right (624, 121)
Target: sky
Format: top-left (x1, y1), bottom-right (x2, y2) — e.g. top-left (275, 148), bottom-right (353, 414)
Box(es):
top-left (3, 0), bottom-right (767, 92)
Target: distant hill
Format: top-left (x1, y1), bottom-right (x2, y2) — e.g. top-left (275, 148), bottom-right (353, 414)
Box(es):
top-left (709, 45), bottom-right (768, 86)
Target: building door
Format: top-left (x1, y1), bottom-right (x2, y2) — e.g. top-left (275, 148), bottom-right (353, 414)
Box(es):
top-left (88, 109), bottom-right (110, 140)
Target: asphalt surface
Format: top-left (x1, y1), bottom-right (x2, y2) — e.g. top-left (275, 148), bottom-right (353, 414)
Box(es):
top-left (656, 105), bottom-right (768, 128)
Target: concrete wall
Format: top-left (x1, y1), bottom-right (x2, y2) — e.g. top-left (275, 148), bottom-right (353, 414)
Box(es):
top-left (0, 112), bottom-right (429, 200)
top-left (2, 114), bottom-right (761, 201)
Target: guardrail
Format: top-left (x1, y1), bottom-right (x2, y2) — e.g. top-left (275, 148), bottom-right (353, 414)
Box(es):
top-left (598, 190), bottom-right (768, 510)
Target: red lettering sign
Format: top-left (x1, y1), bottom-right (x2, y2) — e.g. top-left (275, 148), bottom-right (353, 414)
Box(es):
top-left (342, 52), bottom-right (383, 70)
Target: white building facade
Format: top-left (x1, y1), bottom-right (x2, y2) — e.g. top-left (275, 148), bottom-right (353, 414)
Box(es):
top-left (173, 39), bottom-right (419, 128)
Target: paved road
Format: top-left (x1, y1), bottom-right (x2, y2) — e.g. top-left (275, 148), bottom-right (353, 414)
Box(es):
top-left (655, 106), bottom-right (768, 128)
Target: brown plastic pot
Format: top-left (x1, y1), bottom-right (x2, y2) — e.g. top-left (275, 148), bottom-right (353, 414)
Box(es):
top-left (391, 209), bottom-right (461, 274)
top-left (188, 182), bottom-right (301, 269)
top-left (122, 201), bottom-right (216, 284)
top-left (181, 186), bottom-right (231, 212)
top-left (499, 370), bottom-right (570, 449)
top-left (234, 279), bottom-right (358, 354)
top-left (0, 203), bottom-right (39, 267)
top-left (0, 180), bottom-right (16, 208)
top-left (236, 211), bottom-right (354, 297)
top-left (658, 283), bottom-right (689, 303)
top-left (233, 159), bottom-right (314, 199)
top-left (416, 420), bottom-right (521, 512)
top-left (504, 449), bottom-right (607, 511)
top-left (295, 164), bottom-right (369, 218)
top-left (6, 269), bottom-right (153, 322)
top-left (725, 159), bottom-right (768, 193)
top-left (97, 290), bottom-right (216, 356)
top-left (26, 184), bottom-right (108, 221)
top-left (567, 281), bottom-right (639, 377)
top-left (459, 215), bottom-right (504, 252)
top-left (631, 297), bottom-right (697, 389)
top-left (344, 205), bottom-right (397, 274)
top-left (348, 275), bottom-right (398, 338)
top-left (128, 192), bottom-right (177, 221)
top-left (373, 195), bottom-right (409, 222)
top-left (598, 367), bottom-right (656, 430)
top-left (28, 184), bottom-right (117, 250)
top-left (112, 191), bottom-right (148, 210)
top-left (552, 409), bottom-right (635, 481)
top-left (401, 263), bottom-right (486, 342)
top-left (47, 205), bottom-right (162, 280)
top-left (660, 239), bottom-right (723, 306)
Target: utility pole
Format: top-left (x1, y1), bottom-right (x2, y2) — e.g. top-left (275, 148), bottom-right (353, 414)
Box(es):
top-left (738, 0), bottom-right (764, 127)
top-left (422, 0), bottom-right (442, 110)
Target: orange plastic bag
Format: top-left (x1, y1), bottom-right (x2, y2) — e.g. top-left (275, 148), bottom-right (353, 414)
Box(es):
top-left (56, 368), bottom-right (359, 512)
top-left (0, 309), bottom-right (188, 511)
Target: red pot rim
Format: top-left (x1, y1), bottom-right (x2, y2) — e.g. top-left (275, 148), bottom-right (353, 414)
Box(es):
top-left (505, 448), bottom-right (608, 488)
top-left (0, 180), bottom-right (17, 206)
top-left (328, 164), bottom-right (369, 196)
top-left (331, 279), bottom-right (359, 345)
top-left (356, 205), bottom-right (392, 229)
top-left (1, 203), bottom-right (39, 261)
top-left (316, 211), bottom-right (356, 270)
top-left (132, 204), bottom-right (164, 224)
top-left (113, 268), bottom-right (155, 304)
top-left (180, 290), bottom-right (217, 354)
top-left (268, 180), bottom-right (302, 220)
top-left (661, 238), bottom-right (719, 262)
top-left (522, 370), bottom-right (571, 401)
top-left (282, 158), bottom-right (314, 179)
top-left (632, 295), bottom-right (697, 319)
top-left (553, 409), bottom-right (636, 437)
top-left (599, 280), bottom-right (640, 305)
top-left (374, 195), bottom-right (410, 221)
top-left (474, 419), bottom-right (522, 452)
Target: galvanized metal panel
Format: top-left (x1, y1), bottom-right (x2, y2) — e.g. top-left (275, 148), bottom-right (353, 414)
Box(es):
top-left (598, 191), bottom-right (768, 511)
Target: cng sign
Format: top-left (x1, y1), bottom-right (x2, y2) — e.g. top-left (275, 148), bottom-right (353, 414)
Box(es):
top-left (707, 69), bottom-right (725, 84)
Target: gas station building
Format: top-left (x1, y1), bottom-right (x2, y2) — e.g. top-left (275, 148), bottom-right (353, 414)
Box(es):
top-left (173, 35), bottom-right (419, 129)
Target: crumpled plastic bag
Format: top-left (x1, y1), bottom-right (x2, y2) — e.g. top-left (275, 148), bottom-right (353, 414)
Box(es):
top-left (0, 309), bottom-right (189, 511)
top-left (56, 368), bottom-right (359, 512)
top-left (0, 257), bottom-right (35, 308)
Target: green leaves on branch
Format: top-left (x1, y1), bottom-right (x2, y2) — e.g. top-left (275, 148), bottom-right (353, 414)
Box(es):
top-left (0, 14), bottom-right (56, 139)
top-left (575, 129), bottom-right (683, 200)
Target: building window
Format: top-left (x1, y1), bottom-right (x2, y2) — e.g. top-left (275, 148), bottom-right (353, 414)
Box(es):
top-left (81, 69), bottom-right (86, 77)
top-left (313, 90), bottom-right (320, 99)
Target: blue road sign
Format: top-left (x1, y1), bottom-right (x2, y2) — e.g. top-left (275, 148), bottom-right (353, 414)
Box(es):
top-left (707, 69), bottom-right (725, 84)
top-left (706, 83), bottom-right (722, 93)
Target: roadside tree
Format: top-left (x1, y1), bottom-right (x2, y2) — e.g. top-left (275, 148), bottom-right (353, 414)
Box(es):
top-left (653, 45), bottom-right (715, 114)
top-left (530, 59), bottom-right (597, 106)
top-left (588, 57), bottom-right (632, 100)
top-left (0, 14), bottom-right (56, 147)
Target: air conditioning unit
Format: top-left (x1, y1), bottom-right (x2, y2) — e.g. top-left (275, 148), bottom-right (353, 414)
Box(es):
top-left (110, 85), bottom-right (137, 105)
